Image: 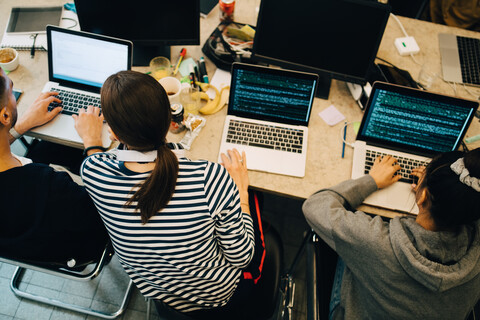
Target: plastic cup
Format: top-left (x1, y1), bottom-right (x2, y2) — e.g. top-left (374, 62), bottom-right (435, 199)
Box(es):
top-left (149, 56), bottom-right (172, 80)
top-left (418, 64), bottom-right (435, 89)
top-left (180, 86), bottom-right (201, 116)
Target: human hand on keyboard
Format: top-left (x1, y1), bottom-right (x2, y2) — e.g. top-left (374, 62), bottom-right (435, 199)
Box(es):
top-left (72, 105), bottom-right (104, 148)
top-left (410, 166), bottom-right (426, 191)
top-left (368, 155), bottom-right (402, 189)
top-left (14, 91), bottom-right (62, 134)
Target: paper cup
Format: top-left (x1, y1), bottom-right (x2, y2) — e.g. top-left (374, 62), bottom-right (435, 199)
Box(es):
top-left (159, 77), bottom-right (183, 103)
top-left (0, 48), bottom-right (19, 72)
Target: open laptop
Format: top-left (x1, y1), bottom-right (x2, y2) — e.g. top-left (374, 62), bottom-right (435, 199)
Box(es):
top-left (217, 63), bottom-right (318, 177)
top-left (438, 33), bottom-right (480, 86)
top-left (352, 82), bottom-right (478, 214)
top-left (29, 25), bottom-right (132, 148)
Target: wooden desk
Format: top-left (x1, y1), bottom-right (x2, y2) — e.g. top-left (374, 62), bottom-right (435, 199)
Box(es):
top-left (2, 0), bottom-right (480, 218)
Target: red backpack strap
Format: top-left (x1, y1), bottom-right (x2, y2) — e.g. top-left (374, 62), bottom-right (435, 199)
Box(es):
top-left (243, 192), bottom-right (266, 284)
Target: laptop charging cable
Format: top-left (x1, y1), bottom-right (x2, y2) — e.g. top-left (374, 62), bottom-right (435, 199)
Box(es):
top-left (341, 122), bottom-right (356, 158)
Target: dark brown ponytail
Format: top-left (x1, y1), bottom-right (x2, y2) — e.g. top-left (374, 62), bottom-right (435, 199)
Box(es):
top-left (101, 71), bottom-right (179, 223)
top-left (128, 145), bottom-right (178, 223)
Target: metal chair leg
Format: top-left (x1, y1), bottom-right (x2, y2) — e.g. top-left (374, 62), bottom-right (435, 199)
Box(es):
top-left (146, 298), bottom-right (152, 320)
top-left (306, 233), bottom-right (319, 320)
top-left (10, 267), bottom-right (133, 319)
top-left (278, 229), bottom-right (315, 320)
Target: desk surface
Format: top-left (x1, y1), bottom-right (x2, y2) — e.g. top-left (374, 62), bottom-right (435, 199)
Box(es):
top-left (2, 0), bottom-right (480, 218)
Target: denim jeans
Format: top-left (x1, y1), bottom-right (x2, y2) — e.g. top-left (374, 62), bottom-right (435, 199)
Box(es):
top-left (329, 257), bottom-right (345, 320)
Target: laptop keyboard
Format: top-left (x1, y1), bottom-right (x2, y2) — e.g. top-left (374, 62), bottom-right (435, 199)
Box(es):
top-left (457, 36), bottom-right (480, 86)
top-left (364, 150), bottom-right (429, 184)
top-left (48, 88), bottom-right (101, 116)
top-left (226, 120), bottom-right (304, 153)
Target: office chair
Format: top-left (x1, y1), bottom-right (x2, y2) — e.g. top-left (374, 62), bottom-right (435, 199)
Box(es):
top-left (0, 241), bottom-right (134, 319)
top-left (148, 219), bottom-right (285, 320)
top-left (467, 300), bottom-right (480, 320)
top-left (304, 230), bottom-right (339, 320)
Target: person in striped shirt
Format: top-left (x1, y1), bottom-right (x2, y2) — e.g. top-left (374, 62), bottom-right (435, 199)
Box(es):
top-left (73, 70), bottom-right (255, 317)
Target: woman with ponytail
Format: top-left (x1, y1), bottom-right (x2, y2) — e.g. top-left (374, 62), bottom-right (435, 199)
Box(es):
top-left (73, 71), bottom-right (255, 316)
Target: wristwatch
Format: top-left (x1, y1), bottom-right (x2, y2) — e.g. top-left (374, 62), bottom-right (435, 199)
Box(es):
top-left (9, 127), bottom-right (22, 139)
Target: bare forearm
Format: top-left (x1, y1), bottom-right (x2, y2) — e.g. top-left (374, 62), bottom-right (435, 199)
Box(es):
top-left (239, 190), bottom-right (250, 215)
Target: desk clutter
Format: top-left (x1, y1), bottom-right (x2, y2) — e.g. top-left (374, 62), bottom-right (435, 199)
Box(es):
top-left (151, 47), bottom-right (232, 149)
top-left (2, 0), bottom-right (479, 184)
top-left (0, 4), bottom-right (79, 53)
top-left (0, 6), bottom-right (62, 51)
top-left (202, 20), bottom-right (257, 70)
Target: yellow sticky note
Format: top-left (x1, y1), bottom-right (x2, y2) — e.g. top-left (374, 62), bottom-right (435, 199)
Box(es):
top-left (353, 122), bottom-right (360, 134)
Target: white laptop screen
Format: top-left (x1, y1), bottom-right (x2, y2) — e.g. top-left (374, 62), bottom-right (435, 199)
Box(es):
top-left (358, 83), bottom-right (478, 156)
top-left (228, 63), bottom-right (317, 126)
top-left (49, 28), bottom-right (130, 88)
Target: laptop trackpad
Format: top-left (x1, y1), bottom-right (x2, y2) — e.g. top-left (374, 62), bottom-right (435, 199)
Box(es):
top-left (30, 114), bottom-right (111, 148)
top-left (363, 182), bottom-right (419, 215)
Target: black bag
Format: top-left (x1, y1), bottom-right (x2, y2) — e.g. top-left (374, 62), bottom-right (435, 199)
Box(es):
top-left (202, 21), bottom-right (257, 71)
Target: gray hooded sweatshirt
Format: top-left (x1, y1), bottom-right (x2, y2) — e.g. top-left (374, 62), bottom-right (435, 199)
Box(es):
top-left (302, 175), bottom-right (480, 320)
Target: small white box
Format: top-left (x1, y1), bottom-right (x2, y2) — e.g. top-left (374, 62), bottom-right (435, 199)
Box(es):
top-left (394, 36), bottom-right (420, 56)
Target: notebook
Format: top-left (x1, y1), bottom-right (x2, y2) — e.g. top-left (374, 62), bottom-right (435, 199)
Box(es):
top-left (217, 62), bottom-right (318, 177)
top-left (0, 7), bottom-right (63, 51)
top-left (351, 82), bottom-right (478, 214)
top-left (438, 33), bottom-right (480, 86)
top-left (29, 26), bottom-right (132, 148)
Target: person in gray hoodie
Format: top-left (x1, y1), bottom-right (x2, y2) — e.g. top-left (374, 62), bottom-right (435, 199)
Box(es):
top-left (303, 148), bottom-right (480, 320)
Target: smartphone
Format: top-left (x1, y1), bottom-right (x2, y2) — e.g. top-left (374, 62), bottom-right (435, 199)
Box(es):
top-left (376, 63), bottom-right (419, 88)
top-left (13, 88), bottom-right (23, 101)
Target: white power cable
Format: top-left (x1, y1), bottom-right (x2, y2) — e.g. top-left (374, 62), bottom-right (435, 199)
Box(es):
top-left (390, 13), bottom-right (409, 37)
top-left (462, 83), bottom-right (480, 100)
top-left (390, 14), bottom-right (428, 79)
top-left (391, 13), bottom-right (475, 98)
top-left (340, 122), bottom-right (356, 148)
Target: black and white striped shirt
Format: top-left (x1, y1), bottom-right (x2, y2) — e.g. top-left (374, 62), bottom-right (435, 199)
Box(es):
top-left (81, 152), bottom-right (255, 312)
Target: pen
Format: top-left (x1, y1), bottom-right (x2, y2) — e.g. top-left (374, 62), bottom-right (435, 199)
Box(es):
top-left (189, 72), bottom-right (195, 88)
top-left (341, 121), bottom-right (347, 158)
top-left (198, 57), bottom-right (209, 83)
top-left (173, 48), bottom-right (186, 75)
top-left (194, 65), bottom-right (201, 84)
top-left (197, 60), bottom-right (204, 80)
top-left (189, 64), bottom-right (196, 88)
top-left (30, 33), bottom-right (38, 59)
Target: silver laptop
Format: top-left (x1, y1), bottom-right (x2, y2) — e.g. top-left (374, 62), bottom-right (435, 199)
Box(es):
top-left (438, 33), bottom-right (480, 86)
top-left (352, 82), bottom-right (478, 214)
top-left (218, 63), bottom-right (318, 177)
top-left (29, 25), bottom-right (132, 148)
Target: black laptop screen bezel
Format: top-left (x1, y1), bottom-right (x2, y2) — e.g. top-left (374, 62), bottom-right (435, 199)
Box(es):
top-left (356, 81), bottom-right (479, 157)
top-left (46, 25), bottom-right (133, 94)
top-left (228, 62), bottom-right (318, 126)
